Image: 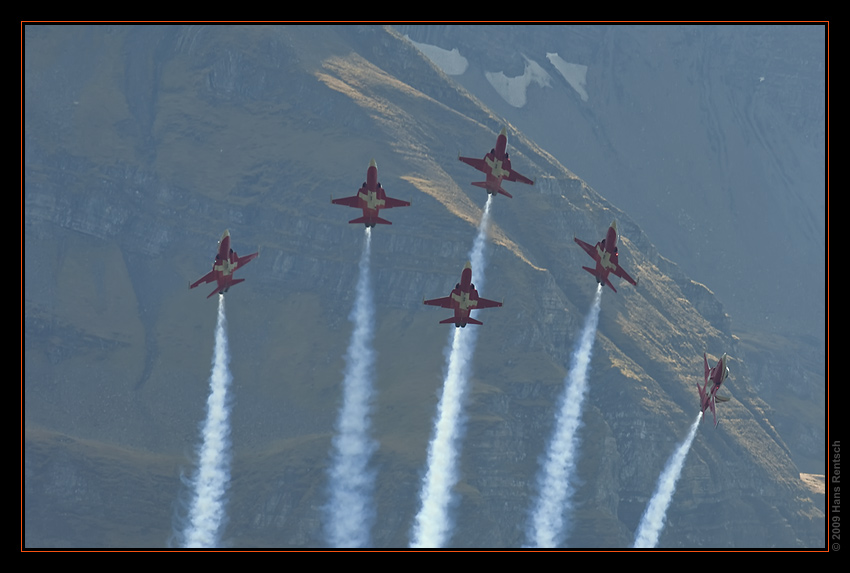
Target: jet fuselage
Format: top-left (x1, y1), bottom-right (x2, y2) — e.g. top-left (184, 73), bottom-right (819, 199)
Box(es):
top-left (698, 353), bottom-right (730, 427)
top-left (424, 261), bottom-right (502, 327)
top-left (190, 229), bottom-right (259, 298)
top-left (574, 220), bottom-right (637, 292)
top-left (332, 159), bottom-right (410, 227)
top-left (459, 127), bottom-right (534, 198)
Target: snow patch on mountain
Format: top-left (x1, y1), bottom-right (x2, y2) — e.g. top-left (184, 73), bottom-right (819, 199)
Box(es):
top-left (404, 37), bottom-right (588, 109)
top-left (404, 35), bottom-right (468, 76)
top-left (484, 57), bottom-right (552, 108)
top-left (546, 52), bottom-right (588, 102)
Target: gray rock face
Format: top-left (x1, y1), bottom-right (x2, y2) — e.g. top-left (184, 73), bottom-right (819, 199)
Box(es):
top-left (24, 24), bottom-right (823, 548)
top-left (399, 24), bottom-right (825, 340)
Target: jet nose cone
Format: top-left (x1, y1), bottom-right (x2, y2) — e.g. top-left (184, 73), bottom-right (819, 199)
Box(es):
top-left (369, 158), bottom-right (377, 168)
top-left (222, 229), bottom-right (230, 239)
top-left (499, 127), bottom-right (507, 136)
top-left (464, 261), bottom-right (472, 270)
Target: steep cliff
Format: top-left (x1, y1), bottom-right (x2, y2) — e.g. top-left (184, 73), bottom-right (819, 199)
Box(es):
top-left (24, 24), bottom-right (823, 548)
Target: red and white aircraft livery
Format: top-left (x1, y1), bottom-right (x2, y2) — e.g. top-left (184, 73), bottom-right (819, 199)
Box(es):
top-left (698, 352), bottom-right (731, 428)
top-left (574, 219), bottom-right (638, 293)
top-left (332, 159), bottom-right (410, 227)
top-left (424, 261), bottom-right (502, 327)
top-left (458, 127), bottom-right (534, 198)
top-left (190, 229), bottom-right (259, 299)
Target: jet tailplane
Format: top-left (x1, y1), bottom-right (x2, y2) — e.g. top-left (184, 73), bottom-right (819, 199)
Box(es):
top-left (348, 216), bottom-right (392, 226)
top-left (471, 181), bottom-right (512, 198)
top-left (439, 316), bottom-right (484, 327)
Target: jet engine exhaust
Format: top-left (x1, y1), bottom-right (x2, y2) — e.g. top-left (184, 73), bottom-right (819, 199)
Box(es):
top-left (527, 283), bottom-right (603, 547)
top-left (411, 195), bottom-right (493, 548)
top-left (324, 226), bottom-right (378, 548)
top-left (632, 411), bottom-right (703, 548)
top-left (183, 294), bottom-right (234, 548)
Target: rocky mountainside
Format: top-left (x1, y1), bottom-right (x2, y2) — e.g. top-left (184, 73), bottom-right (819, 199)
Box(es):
top-left (398, 24), bottom-right (826, 339)
top-left (24, 25), bottom-right (823, 548)
top-left (398, 24), bottom-right (827, 478)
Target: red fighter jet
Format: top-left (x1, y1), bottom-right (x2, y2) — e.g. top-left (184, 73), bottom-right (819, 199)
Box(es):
top-left (190, 229), bottom-right (259, 298)
top-left (698, 352), bottom-right (731, 428)
top-left (458, 127), bottom-right (534, 198)
top-left (332, 159), bottom-right (410, 227)
top-left (574, 219), bottom-right (638, 293)
top-left (423, 261), bottom-right (502, 327)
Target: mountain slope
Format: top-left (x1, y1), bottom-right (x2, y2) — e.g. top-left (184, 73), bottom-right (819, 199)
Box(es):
top-left (23, 24), bottom-right (823, 548)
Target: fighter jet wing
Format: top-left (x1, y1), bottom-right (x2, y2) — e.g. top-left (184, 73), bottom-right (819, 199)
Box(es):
top-left (505, 164), bottom-right (534, 185)
top-left (424, 296), bottom-right (454, 309)
top-left (473, 296), bottom-right (503, 309)
top-left (235, 250), bottom-right (259, 268)
top-left (574, 237), bottom-right (600, 261)
top-left (459, 155), bottom-right (488, 174)
top-left (190, 269), bottom-right (216, 289)
top-left (332, 195), bottom-right (361, 208)
top-left (382, 196), bottom-right (411, 209)
top-left (613, 264), bottom-right (638, 286)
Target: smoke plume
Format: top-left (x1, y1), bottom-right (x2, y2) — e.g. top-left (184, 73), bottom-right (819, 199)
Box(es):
top-left (183, 294), bottom-right (234, 548)
top-left (527, 283), bottom-right (603, 547)
top-left (632, 412), bottom-right (703, 548)
top-left (325, 227), bottom-right (379, 548)
top-left (410, 196), bottom-right (493, 548)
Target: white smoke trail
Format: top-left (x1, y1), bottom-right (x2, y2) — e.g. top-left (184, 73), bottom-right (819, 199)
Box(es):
top-left (183, 294), bottom-right (233, 548)
top-left (468, 195), bottom-right (493, 286)
top-left (632, 412), bottom-right (703, 548)
top-left (410, 196), bottom-right (493, 548)
top-left (528, 283), bottom-right (603, 548)
top-left (325, 227), bottom-right (378, 548)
